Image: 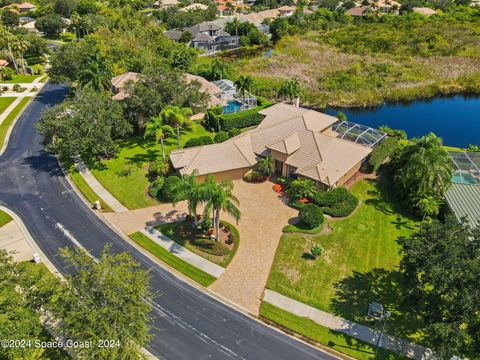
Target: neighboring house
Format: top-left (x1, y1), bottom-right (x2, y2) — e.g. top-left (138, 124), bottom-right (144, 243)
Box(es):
top-left (412, 7), bottom-right (437, 15)
top-left (345, 6), bottom-right (369, 16)
top-left (277, 5), bottom-right (296, 16)
top-left (374, 0), bottom-right (400, 14)
top-left (20, 20), bottom-right (38, 33)
top-left (184, 73), bottom-right (223, 107)
top-left (111, 71), bottom-right (141, 100)
top-left (184, 22), bottom-right (240, 53)
top-left (165, 29), bottom-right (184, 41)
top-left (179, 3), bottom-right (209, 11)
top-left (4, 2), bottom-right (36, 12)
top-left (170, 103), bottom-right (372, 188)
top-left (153, 0), bottom-right (179, 9)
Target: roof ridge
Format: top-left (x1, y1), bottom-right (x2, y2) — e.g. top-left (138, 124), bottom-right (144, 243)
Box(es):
top-left (233, 135), bottom-right (256, 165)
top-left (311, 131), bottom-right (323, 162)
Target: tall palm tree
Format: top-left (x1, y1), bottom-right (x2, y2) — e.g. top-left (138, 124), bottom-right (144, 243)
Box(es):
top-left (160, 105), bottom-right (193, 149)
top-left (0, 26), bottom-right (19, 74)
top-left (172, 171), bottom-right (202, 225)
top-left (13, 38), bottom-right (28, 74)
top-left (278, 78), bottom-right (302, 105)
top-left (211, 58), bottom-right (229, 80)
top-left (144, 115), bottom-right (174, 158)
top-left (78, 53), bottom-right (113, 91)
top-left (234, 75), bottom-right (253, 101)
top-left (201, 175), bottom-right (241, 242)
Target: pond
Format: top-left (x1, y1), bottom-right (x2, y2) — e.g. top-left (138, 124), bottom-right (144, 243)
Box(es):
top-left (324, 95), bottom-right (480, 148)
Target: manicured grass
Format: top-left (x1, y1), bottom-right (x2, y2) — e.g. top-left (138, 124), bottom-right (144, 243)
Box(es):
top-left (0, 209), bottom-right (13, 227)
top-left (129, 231), bottom-right (216, 286)
top-left (282, 220), bottom-right (323, 234)
top-left (0, 97), bottom-right (15, 116)
top-left (0, 97), bottom-right (30, 150)
top-left (260, 302), bottom-right (407, 360)
top-left (62, 159), bottom-right (113, 212)
top-left (0, 74), bottom-right (40, 84)
top-left (91, 124), bottom-right (214, 209)
top-left (267, 175), bottom-right (423, 340)
top-left (156, 220), bottom-right (240, 268)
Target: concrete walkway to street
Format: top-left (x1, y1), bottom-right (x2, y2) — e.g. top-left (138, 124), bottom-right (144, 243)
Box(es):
top-left (74, 157), bottom-right (129, 213)
top-left (263, 290), bottom-right (433, 360)
top-left (140, 228), bottom-right (225, 278)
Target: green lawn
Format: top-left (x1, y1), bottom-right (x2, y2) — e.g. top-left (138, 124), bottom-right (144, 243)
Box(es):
top-left (0, 209), bottom-right (13, 227)
top-left (129, 231), bottom-right (216, 286)
top-left (0, 97), bottom-right (15, 116)
top-left (0, 97), bottom-right (30, 150)
top-left (156, 220), bottom-right (240, 268)
top-left (282, 220), bottom-right (323, 234)
top-left (267, 175), bottom-right (423, 340)
top-left (62, 159), bottom-right (113, 212)
top-left (0, 74), bottom-right (40, 84)
top-left (91, 124), bottom-right (214, 209)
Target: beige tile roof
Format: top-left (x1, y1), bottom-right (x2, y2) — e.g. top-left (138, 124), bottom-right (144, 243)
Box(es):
top-left (111, 71), bottom-right (140, 90)
top-left (171, 103), bottom-right (372, 186)
top-left (180, 3), bottom-right (208, 11)
top-left (412, 7), bottom-right (437, 15)
top-left (184, 73), bottom-right (222, 107)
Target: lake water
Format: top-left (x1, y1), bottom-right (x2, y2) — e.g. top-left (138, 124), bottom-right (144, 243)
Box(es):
top-left (324, 95), bottom-right (480, 148)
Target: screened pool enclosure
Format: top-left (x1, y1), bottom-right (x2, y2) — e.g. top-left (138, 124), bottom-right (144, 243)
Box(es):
top-left (213, 79), bottom-right (257, 114)
top-left (332, 120), bottom-right (387, 147)
top-left (448, 151), bottom-right (480, 185)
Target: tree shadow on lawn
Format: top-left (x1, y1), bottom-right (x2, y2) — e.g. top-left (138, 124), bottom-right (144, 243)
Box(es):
top-left (331, 268), bottom-right (425, 340)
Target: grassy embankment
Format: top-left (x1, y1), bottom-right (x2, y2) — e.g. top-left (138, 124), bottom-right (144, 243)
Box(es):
top-left (0, 97), bottom-right (30, 150)
top-left (0, 209), bottom-right (13, 227)
top-left (266, 176), bottom-right (424, 343)
top-left (129, 231), bottom-right (216, 286)
top-left (232, 13), bottom-right (480, 108)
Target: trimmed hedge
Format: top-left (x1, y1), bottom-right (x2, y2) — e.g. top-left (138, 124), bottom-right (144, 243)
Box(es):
top-left (313, 187), bottom-right (358, 217)
top-left (159, 176), bottom-right (181, 202)
top-left (183, 135), bottom-right (214, 148)
top-left (299, 203), bottom-right (324, 228)
top-left (367, 136), bottom-right (400, 172)
top-left (228, 128), bottom-right (241, 137)
top-left (214, 131), bottom-right (230, 143)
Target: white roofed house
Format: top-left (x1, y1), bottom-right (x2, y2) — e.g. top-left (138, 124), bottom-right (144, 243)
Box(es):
top-left (170, 103), bottom-right (374, 188)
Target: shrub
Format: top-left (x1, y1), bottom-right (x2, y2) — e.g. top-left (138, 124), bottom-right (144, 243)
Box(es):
top-left (228, 128), bottom-right (241, 137)
top-left (313, 187), bottom-right (358, 217)
top-left (12, 84), bottom-right (21, 92)
top-left (148, 159), bottom-right (170, 178)
top-left (183, 136), bottom-right (214, 148)
top-left (310, 244), bottom-right (324, 258)
top-left (367, 137), bottom-right (400, 172)
top-left (60, 31), bottom-right (76, 42)
top-left (149, 177), bottom-right (165, 198)
top-left (254, 156), bottom-right (273, 178)
top-left (159, 176), bottom-right (181, 202)
top-left (288, 198), bottom-right (306, 210)
top-left (0, 67), bottom-right (14, 80)
top-left (31, 64), bottom-right (45, 75)
top-left (214, 131), bottom-right (230, 143)
top-left (243, 170), bottom-right (266, 183)
top-left (299, 203), bottom-right (324, 228)
top-left (288, 178), bottom-right (317, 199)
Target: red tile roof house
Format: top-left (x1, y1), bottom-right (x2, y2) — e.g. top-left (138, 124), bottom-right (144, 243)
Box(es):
top-left (170, 103), bottom-right (372, 188)
top-left (5, 2), bottom-right (36, 12)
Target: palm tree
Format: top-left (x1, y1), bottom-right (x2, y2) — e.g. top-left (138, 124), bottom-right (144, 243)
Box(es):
top-left (172, 171), bottom-right (202, 226)
top-left (211, 58), bottom-right (229, 80)
top-left (160, 105), bottom-right (193, 149)
top-left (234, 75), bottom-right (254, 101)
top-left (201, 175), bottom-right (241, 242)
top-left (13, 38), bottom-right (28, 74)
top-left (414, 195), bottom-right (443, 220)
top-left (288, 178), bottom-right (317, 199)
top-left (0, 26), bottom-right (19, 74)
top-left (78, 53), bottom-right (113, 91)
top-left (278, 78), bottom-right (302, 105)
top-left (255, 156), bottom-right (274, 178)
top-left (144, 115), bottom-right (174, 158)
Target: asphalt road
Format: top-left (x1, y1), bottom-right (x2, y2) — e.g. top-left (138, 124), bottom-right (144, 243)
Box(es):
top-left (0, 83), bottom-right (338, 360)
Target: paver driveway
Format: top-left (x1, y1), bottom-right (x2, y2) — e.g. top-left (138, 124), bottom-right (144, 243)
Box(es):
top-left (104, 179), bottom-right (297, 314)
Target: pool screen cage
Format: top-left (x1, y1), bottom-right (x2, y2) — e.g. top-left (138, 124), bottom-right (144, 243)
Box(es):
top-left (213, 79), bottom-right (257, 111)
top-left (447, 151), bottom-right (480, 185)
top-left (332, 120), bottom-right (387, 148)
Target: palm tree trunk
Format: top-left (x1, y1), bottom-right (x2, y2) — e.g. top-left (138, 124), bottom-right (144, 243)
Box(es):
top-left (21, 52), bottom-right (26, 74)
top-left (7, 44), bottom-right (19, 74)
top-left (214, 209), bottom-right (221, 242)
top-left (160, 137), bottom-right (165, 158)
top-left (177, 126), bottom-right (180, 149)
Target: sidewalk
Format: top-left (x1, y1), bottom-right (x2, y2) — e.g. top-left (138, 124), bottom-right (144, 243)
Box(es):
top-left (74, 157), bottom-right (128, 213)
top-left (140, 228), bottom-right (224, 278)
top-left (263, 290), bottom-right (433, 360)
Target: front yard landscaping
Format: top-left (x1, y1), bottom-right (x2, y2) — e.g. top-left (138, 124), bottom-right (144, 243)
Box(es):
top-left (90, 123), bottom-right (214, 209)
top-left (266, 174), bottom-right (424, 341)
top-left (129, 231), bottom-right (216, 286)
top-left (0, 74), bottom-right (41, 84)
top-left (156, 220), bottom-right (240, 268)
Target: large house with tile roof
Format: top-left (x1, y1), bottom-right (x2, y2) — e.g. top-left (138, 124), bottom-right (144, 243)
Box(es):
top-left (170, 103), bottom-right (373, 188)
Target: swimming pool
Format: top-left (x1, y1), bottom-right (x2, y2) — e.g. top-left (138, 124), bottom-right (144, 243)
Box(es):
top-left (451, 171), bottom-right (480, 185)
top-left (222, 100), bottom-right (243, 114)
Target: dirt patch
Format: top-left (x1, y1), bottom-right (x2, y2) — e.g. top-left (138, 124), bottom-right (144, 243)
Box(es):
top-left (279, 264), bottom-right (301, 284)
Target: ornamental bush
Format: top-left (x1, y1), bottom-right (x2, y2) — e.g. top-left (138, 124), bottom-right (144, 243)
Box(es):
top-left (148, 159), bottom-right (170, 178)
top-left (313, 187), bottom-right (358, 217)
top-left (149, 177), bottom-right (165, 199)
top-left (183, 136), bottom-right (213, 148)
top-left (159, 176), bottom-right (181, 202)
top-left (214, 131), bottom-right (230, 143)
top-left (228, 128), bottom-right (241, 137)
top-left (299, 203), bottom-right (324, 228)
top-left (310, 244), bottom-right (324, 258)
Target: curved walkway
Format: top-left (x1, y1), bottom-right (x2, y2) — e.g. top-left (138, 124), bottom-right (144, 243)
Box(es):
top-left (104, 179), bottom-right (297, 314)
